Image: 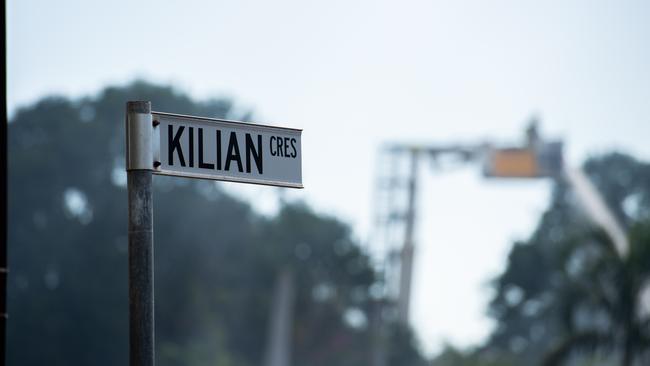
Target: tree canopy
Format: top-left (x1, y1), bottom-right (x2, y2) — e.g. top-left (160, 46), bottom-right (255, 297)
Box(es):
top-left (481, 153), bottom-right (650, 365)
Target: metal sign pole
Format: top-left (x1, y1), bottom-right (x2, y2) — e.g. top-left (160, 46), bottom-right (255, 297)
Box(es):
top-left (124, 100), bottom-right (301, 365)
top-left (126, 101), bottom-right (155, 366)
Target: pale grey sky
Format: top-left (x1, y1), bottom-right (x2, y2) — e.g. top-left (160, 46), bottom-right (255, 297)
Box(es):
top-left (8, 0), bottom-right (650, 355)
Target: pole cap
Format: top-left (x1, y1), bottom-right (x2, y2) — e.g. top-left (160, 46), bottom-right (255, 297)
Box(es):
top-left (127, 101), bottom-right (151, 114)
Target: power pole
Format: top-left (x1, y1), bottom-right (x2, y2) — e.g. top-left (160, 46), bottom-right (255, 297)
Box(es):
top-left (370, 300), bottom-right (388, 366)
top-left (373, 145), bottom-right (476, 329)
top-left (397, 150), bottom-right (419, 325)
top-left (264, 268), bottom-right (295, 366)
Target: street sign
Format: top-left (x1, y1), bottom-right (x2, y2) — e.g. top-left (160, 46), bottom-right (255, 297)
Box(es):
top-left (126, 101), bottom-right (303, 366)
top-left (152, 111), bottom-right (302, 188)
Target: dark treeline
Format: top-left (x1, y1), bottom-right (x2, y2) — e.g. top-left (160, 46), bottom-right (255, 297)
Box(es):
top-left (7, 81), bottom-right (425, 366)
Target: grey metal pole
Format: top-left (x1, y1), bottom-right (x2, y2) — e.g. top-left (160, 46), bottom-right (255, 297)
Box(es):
top-left (126, 101), bottom-right (154, 366)
top-left (370, 300), bottom-right (387, 366)
top-left (397, 149), bottom-right (418, 325)
top-left (264, 268), bottom-right (295, 366)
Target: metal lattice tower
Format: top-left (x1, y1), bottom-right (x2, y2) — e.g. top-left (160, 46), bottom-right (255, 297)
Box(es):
top-left (371, 144), bottom-right (481, 327)
top-left (371, 146), bottom-right (415, 316)
top-left (368, 122), bottom-right (629, 366)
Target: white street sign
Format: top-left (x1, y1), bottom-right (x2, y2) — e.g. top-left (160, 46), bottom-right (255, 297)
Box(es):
top-left (152, 112), bottom-right (302, 188)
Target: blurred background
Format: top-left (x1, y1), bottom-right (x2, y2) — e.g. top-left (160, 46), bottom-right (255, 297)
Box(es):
top-left (6, 1), bottom-right (650, 365)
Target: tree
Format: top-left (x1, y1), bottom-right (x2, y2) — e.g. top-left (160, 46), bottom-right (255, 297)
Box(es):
top-left (542, 222), bottom-right (650, 366)
top-left (430, 344), bottom-right (515, 366)
top-left (485, 153), bottom-right (650, 365)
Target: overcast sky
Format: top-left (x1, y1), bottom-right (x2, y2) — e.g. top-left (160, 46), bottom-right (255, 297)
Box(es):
top-left (8, 0), bottom-right (650, 355)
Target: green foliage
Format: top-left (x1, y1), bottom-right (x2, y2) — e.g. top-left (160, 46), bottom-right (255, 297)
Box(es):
top-left (7, 81), bottom-right (423, 366)
top-left (385, 324), bottom-right (428, 366)
top-left (430, 344), bottom-right (515, 366)
top-left (541, 221), bottom-right (650, 366)
top-left (485, 153), bottom-right (650, 365)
